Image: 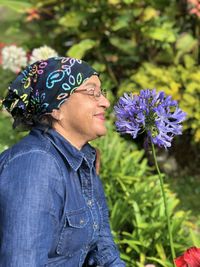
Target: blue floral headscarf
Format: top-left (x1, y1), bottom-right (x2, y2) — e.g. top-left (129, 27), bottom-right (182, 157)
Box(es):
top-left (2, 57), bottom-right (98, 119)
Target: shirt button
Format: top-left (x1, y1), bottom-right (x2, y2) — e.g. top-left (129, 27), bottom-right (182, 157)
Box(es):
top-left (93, 223), bottom-right (98, 230)
top-left (87, 200), bottom-right (92, 206)
top-left (80, 219), bottom-right (85, 225)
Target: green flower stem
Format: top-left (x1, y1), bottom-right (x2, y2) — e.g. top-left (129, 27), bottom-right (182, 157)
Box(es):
top-left (151, 141), bottom-right (176, 264)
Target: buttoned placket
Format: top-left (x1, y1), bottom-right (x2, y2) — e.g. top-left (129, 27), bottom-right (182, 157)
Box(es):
top-left (79, 158), bottom-right (101, 266)
top-left (82, 160), bottom-right (100, 232)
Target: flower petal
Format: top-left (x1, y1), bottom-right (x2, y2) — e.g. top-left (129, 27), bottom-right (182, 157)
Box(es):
top-left (184, 247), bottom-right (200, 267)
top-left (174, 255), bottom-right (187, 267)
top-left (114, 89), bottom-right (186, 148)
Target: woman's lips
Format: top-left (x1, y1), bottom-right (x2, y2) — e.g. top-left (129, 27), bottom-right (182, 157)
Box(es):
top-left (94, 113), bottom-right (105, 120)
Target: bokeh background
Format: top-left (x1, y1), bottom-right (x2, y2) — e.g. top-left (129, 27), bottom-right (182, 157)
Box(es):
top-left (0, 0), bottom-right (200, 266)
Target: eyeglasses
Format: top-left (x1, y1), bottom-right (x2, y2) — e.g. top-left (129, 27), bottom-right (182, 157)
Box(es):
top-left (74, 88), bottom-right (107, 101)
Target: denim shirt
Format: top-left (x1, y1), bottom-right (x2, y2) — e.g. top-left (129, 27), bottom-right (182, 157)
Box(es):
top-left (0, 127), bottom-right (125, 267)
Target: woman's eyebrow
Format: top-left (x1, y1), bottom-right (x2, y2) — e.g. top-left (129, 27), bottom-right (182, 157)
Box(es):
top-left (84, 82), bottom-right (101, 87)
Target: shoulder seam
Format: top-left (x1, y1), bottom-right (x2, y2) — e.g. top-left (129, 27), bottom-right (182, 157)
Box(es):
top-left (5, 150), bottom-right (64, 181)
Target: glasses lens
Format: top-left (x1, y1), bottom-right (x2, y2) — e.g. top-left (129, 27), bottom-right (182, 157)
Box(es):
top-left (75, 88), bottom-right (107, 100)
top-left (101, 89), bottom-right (107, 97)
top-left (94, 89), bottom-right (107, 100)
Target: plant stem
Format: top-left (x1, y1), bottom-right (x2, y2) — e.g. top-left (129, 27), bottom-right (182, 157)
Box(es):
top-left (151, 141), bottom-right (176, 264)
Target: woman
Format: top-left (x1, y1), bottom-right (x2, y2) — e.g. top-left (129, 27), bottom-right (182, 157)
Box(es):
top-left (0, 57), bottom-right (125, 267)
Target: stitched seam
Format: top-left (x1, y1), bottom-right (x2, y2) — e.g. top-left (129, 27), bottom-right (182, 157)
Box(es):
top-left (5, 150), bottom-right (64, 180)
top-left (2, 150), bottom-right (65, 223)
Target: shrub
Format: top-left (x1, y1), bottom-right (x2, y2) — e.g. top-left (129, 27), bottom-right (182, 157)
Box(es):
top-left (93, 122), bottom-right (196, 266)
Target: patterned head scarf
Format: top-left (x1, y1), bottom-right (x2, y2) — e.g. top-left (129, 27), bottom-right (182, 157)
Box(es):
top-left (2, 56), bottom-right (98, 119)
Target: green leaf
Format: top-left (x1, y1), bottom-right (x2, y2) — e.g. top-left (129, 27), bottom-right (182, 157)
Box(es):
top-left (183, 93), bottom-right (197, 105)
top-left (155, 243), bottom-right (166, 260)
top-left (141, 6), bottom-right (158, 22)
top-left (108, 0), bottom-right (120, 4)
top-left (120, 239), bottom-right (143, 251)
top-left (146, 256), bottom-right (172, 267)
top-left (132, 201), bottom-right (143, 227)
top-left (67, 39), bottom-right (97, 59)
top-left (175, 33), bottom-right (198, 63)
top-left (92, 62), bottom-right (106, 72)
top-left (123, 0), bottom-right (135, 3)
top-left (176, 33), bottom-right (198, 53)
top-left (0, 112), bottom-right (26, 151)
top-left (58, 11), bottom-right (86, 28)
top-left (109, 37), bottom-right (137, 55)
top-left (111, 14), bottom-right (131, 31)
top-left (183, 54), bottom-right (196, 69)
top-left (0, 0), bottom-right (32, 12)
top-left (143, 23), bottom-right (177, 43)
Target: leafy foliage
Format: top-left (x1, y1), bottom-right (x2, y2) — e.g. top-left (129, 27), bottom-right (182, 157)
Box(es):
top-left (0, 112), bottom-right (26, 152)
top-left (1, 0), bottom-right (200, 143)
top-left (92, 123), bottom-right (195, 266)
top-left (0, 0), bottom-right (32, 13)
top-left (1, 0), bottom-right (199, 143)
top-left (117, 62), bottom-right (200, 142)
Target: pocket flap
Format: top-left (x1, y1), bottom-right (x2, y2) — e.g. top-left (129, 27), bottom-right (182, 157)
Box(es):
top-left (66, 207), bottom-right (89, 228)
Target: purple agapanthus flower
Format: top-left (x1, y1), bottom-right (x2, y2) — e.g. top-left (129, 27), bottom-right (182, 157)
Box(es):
top-left (114, 89), bottom-right (187, 148)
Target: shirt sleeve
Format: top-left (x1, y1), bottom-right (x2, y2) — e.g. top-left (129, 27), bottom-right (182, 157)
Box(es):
top-left (0, 150), bottom-right (63, 267)
top-left (88, 175), bottom-right (126, 267)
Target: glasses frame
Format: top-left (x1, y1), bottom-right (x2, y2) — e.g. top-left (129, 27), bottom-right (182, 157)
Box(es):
top-left (73, 87), bottom-right (107, 101)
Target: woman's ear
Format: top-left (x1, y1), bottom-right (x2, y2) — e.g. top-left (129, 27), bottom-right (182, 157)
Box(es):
top-left (51, 109), bottom-right (63, 121)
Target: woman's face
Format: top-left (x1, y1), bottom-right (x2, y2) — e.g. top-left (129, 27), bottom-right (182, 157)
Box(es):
top-left (52, 75), bottom-right (110, 148)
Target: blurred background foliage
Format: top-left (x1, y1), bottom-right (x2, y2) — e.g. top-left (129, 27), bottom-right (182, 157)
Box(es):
top-left (93, 122), bottom-right (200, 266)
top-left (0, 0), bottom-right (200, 266)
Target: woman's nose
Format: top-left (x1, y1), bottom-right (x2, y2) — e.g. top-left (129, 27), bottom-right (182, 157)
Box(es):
top-left (99, 94), bottom-right (110, 108)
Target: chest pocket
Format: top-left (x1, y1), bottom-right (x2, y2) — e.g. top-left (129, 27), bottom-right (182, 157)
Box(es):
top-left (56, 207), bottom-right (90, 257)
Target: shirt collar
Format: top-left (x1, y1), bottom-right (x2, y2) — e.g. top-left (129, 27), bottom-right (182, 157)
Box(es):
top-left (33, 126), bottom-right (96, 171)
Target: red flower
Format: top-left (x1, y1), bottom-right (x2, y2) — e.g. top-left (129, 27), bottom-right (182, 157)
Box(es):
top-left (174, 247), bottom-right (200, 267)
top-left (25, 8), bottom-right (40, 22)
top-left (187, 0), bottom-right (200, 17)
